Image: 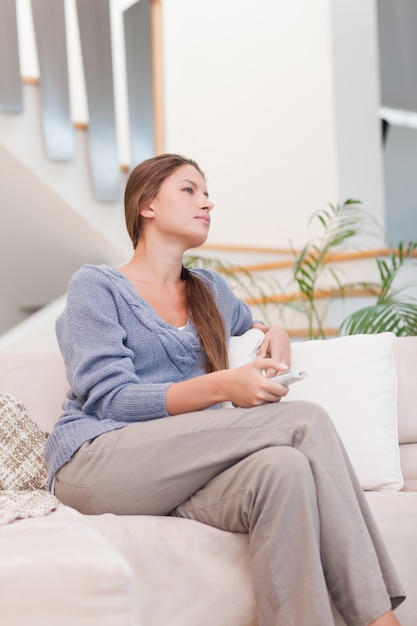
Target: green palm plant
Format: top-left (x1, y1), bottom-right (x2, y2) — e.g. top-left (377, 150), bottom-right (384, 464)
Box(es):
top-left (339, 241), bottom-right (417, 336)
top-left (184, 201), bottom-right (417, 339)
top-left (289, 199), bottom-right (381, 339)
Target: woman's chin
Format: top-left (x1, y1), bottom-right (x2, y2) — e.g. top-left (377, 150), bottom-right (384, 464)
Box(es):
top-left (186, 231), bottom-right (210, 249)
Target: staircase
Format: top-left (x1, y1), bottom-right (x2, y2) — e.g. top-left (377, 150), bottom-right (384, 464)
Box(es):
top-left (0, 0), bottom-right (158, 345)
top-left (0, 82), bottom-right (130, 340)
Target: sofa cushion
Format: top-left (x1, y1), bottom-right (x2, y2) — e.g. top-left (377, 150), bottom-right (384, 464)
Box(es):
top-left (284, 332), bottom-right (403, 491)
top-left (89, 492), bottom-right (417, 626)
top-left (89, 513), bottom-right (256, 626)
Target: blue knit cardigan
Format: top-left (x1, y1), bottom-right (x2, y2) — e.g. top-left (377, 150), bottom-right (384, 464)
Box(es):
top-left (44, 264), bottom-right (253, 488)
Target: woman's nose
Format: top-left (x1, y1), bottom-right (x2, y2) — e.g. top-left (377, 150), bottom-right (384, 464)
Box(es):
top-left (204, 199), bottom-right (214, 211)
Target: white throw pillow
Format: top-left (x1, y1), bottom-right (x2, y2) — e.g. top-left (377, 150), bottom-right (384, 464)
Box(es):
top-left (222, 329), bottom-right (266, 409)
top-left (283, 332), bottom-right (402, 491)
top-left (228, 328), bottom-right (265, 369)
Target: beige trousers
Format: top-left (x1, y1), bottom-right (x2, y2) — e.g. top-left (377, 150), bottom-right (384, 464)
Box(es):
top-left (55, 400), bottom-right (405, 626)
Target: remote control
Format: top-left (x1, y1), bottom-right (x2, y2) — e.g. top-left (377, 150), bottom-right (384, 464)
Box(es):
top-left (271, 370), bottom-right (308, 385)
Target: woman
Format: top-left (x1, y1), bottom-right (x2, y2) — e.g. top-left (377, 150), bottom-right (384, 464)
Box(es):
top-left (45, 154), bottom-right (405, 626)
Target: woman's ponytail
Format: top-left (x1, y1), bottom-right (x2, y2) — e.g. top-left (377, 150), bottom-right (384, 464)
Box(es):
top-left (182, 268), bottom-right (229, 373)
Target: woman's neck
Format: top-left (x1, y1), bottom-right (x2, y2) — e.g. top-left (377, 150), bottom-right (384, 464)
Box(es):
top-left (122, 248), bottom-right (184, 286)
top-left (118, 252), bottom-right (189, 327)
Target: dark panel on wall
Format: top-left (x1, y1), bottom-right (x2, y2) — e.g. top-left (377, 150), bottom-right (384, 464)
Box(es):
top-left (377, 0), bottom-right (417, 244)
top-left (31, 0), bottom-right (75, 161)
top-left (377, 0), bottom-right (417, 112)
top-left (124, 0), bottom-right (154, 169)
top-left (76, 0), bottom-right (121, 201)
top-left (0, 0), bottom-right (22, 112)
top-left (383, 126), bottom-right (417, 245)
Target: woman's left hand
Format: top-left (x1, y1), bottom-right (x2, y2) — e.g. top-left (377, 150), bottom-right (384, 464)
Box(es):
top-left (252, 323), bottom-right (291, 377)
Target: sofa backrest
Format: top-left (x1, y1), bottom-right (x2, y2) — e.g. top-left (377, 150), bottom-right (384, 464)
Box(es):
top-left (0, 337), bottom-right (416, 481)
top-left (0, 350), bottom-right (67, 435)
top-left (395, 337), bottom-right (417, 486)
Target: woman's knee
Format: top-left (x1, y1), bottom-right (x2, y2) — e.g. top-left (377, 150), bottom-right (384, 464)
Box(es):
top-left (289, 400), bottom-right (338, 438)
top-left (247, 446), bottom-right (313, 493)
top-left (240, 447), bottom-right (317, 530)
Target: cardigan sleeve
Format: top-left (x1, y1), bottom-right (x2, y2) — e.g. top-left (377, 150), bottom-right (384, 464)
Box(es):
top-left (56, 266), bottom-right (172, 423)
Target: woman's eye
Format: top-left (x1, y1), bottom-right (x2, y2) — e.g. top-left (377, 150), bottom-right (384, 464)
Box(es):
top-left (184, 187), bottom-right (193, 194)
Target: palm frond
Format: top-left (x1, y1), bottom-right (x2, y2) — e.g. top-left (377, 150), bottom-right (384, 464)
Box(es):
top-left (339, 301), bottom-right (417, 336)
top-left (339, 239), bottom-right (417, 336)
top-left (289, 199), bottom-right (383, 338)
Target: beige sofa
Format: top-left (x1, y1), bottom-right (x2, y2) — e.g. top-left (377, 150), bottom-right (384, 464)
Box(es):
top-left (0, 336), bottom-right (416, 626)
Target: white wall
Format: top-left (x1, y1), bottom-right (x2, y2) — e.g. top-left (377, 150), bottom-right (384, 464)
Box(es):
top-left (162, 0), bottom-right (385, 248)
top-left (14, 0), bottom-right (385, 249)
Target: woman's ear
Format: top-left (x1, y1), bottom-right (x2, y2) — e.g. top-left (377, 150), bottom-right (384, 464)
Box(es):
top-left (139, 203), bottom-right (155, 219)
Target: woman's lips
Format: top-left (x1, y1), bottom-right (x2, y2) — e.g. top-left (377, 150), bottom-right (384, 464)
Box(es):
top-left (196, 216), bottom-right (211, 225)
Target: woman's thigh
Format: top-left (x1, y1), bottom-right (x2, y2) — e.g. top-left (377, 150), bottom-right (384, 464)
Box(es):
top-left (55, 400), bottom-right (331, 515)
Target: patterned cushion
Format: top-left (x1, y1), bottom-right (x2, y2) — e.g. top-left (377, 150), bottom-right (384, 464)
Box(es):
top-left (0, 490), bottom-right (59, 525)
top-left (0, 393), bottom-right (48, 491)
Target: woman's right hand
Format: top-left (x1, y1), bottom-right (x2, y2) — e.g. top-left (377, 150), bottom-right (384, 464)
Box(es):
top-left (221, 358), bottom-right (290, 408)
top-left (166, 357), bottom-right (289, 415)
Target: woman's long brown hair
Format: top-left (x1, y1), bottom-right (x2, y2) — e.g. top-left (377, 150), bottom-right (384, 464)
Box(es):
top-left (124, 154), bottom-right (229, 373)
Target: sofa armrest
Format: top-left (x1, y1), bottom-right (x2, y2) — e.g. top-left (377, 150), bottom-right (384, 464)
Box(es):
top-left (0, 504), bottom-right (139, 626)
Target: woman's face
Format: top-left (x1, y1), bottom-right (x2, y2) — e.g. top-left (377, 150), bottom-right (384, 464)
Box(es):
top-left (141, 164), bottom-right (214, 248)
